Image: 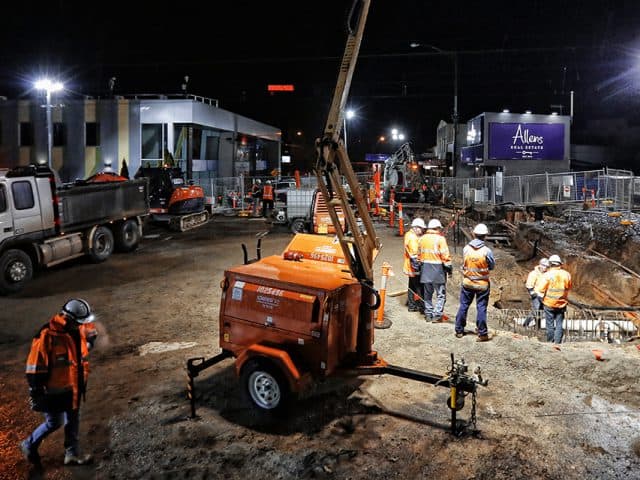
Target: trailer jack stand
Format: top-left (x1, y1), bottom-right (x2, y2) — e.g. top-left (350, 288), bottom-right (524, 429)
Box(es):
top-left (186, 351), bottom-right (233, 418)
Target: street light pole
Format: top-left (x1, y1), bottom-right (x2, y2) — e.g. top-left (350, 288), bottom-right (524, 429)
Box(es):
top-left (409, 43), bottom-right (458, 177)
top-left (35, 79), bottom-right (64, 169)
top-left (344, 109), bottom-right (355, 154)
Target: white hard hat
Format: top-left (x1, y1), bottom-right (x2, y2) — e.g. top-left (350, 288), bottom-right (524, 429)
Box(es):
top-left (62, 298), bottom-right (95, 324)
top-left (411, 218), bottom-right (426, 229)
top-left (427, 219), bottom-right (442, 229)
top-left (549, 254), bottom-right (562, 265)
top-left (473, 223), bottom-right (489, 235)
top-left (266, 180), bottom-right (272, 184)
top-left (539, 258), bottom-right (550, 267)
top-left (255, 179), bottom-right (261, 184)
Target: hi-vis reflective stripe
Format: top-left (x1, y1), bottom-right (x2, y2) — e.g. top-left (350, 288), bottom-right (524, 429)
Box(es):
top-left (25, 364), bottom-right (47, 373)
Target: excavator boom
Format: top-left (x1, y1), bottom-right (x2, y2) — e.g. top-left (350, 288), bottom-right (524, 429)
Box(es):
top-left (315, 0), bottom-right (379, 283)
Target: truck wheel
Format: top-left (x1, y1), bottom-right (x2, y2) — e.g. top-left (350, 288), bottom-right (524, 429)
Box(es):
top-left (89, 226), bottom-right (114, 263)
top-left (115, 219), bottom-right (140, 252)
top-left (290, 218), bottom-right (307, 234)
top-left (241, 359), bottom-right (290, 415)
top-left (0, 249), bottom-right (33, 294)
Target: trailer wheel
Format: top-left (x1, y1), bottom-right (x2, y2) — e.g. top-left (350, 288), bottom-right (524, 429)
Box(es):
top-left (88, 226), bottom-right (114, 263)
top-left (290, 218), bottom-right (307, 234)
top-left (241, 359), bottom-right (290, 415)
top-left (0, 249), bottom-right (33, 294)
top-left (115, 219), bottom-right (140, 252)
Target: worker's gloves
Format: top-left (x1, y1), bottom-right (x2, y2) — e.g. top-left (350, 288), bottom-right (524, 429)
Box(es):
top-left (528, 289), bottom-right (537, 299)
top-left (410, 258), bottom-right (421, 273)
top-left (443, 264), bottom-right (453, 276)
top-left (28, 388), bottom-right (47, 412)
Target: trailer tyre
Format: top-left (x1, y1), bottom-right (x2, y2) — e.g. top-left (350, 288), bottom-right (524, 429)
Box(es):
top-left (89, 226), bottom-right (114, 262)
top-left (0, 249), bottom-right (33, 294)
top-left (115, 219), bottom-right (140, 252)
top-left (241, 359), bottom-right (290, 415)
top-left (290, 218), bottom-right (307, 234)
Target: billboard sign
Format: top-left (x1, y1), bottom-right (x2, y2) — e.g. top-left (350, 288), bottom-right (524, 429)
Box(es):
top-left (460, 144), bottom-right (484, 165)
top-left (364, 153), bottom-right (390, 162)
top-left (488, 123), bottom-right (565, 160)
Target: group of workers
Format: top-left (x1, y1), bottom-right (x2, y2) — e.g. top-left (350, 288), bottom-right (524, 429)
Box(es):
top-left (250, 179), bottom-right (275, 217)
top-left (524, 255), bottom-right (573, 344)
top-left (404, 218), bottom-right (494, 342)
top-left (404, 217), bottom-right (572, 343)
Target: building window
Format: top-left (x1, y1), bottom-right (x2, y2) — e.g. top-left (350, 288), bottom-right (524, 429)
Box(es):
top-left (53, 123), bottom-right (66, 146)
top-left (11, 181), bottom-right (34, 210)
top-left (86, 122), bottom-right (100, 146)
top-left (20, 122), bottom-right (34, 147)
top-left (142, 124), bottom-right (162, 159)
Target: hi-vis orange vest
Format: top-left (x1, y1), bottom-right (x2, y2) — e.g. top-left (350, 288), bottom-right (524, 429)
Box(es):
top-left (462, 244), bottom-right (491, 290)
top-left (25, 314), bottom-right (94, 410)
top-left (262, 185), bottom-right (274, 200)
top-left (403, 229), bottom-right (421, 276)
top-left (418, 230), bottom-right (452, 267)
top-left (536, 266), bottom-right (572, 309)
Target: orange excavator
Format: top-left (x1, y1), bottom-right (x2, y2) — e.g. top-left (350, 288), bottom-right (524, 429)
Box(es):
top-left (134, 166), bottom-right (208, 232)
top-left (187, 0), bottom-right (487, 435)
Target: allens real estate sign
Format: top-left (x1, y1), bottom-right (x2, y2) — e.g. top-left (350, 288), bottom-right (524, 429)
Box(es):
top-left (488, 123), bottom-right (565, 160)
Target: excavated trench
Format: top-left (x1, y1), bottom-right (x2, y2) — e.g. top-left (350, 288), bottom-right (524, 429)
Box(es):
top-left (483, 208), bottom-right (640, 342)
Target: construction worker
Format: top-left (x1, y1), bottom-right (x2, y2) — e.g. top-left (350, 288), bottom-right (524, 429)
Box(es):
top-left (20, 299), bottom-right (98, 466)
top-left (404, 217), bottom-right (426, 312)
top-left (262, 180), bottom-right (274, 218)
top-left (418, 219), bottom-right (452, 322)
top-left (523, 258), bottom-right (550, 327)
top-left (535, 254), bottom-right (572, 344)
top-left (454, 223), bottom-right (495, 342)
top-left (251, 179), bottom-right (262, 216)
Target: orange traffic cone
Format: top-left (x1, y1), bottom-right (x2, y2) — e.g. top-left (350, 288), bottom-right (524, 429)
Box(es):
top-left (375, 262), bottom-right (393, 329)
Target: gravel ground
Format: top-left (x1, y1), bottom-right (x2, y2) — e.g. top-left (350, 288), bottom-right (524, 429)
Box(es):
top-left (1, 215), bottom-right (639, 480)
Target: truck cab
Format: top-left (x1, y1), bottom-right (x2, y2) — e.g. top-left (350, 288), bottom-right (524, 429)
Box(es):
top-left (0, 164), bottom-right (148, 294)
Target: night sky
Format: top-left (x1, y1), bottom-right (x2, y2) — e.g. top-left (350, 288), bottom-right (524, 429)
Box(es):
top-left (2, 1), bottom-right (640, 169)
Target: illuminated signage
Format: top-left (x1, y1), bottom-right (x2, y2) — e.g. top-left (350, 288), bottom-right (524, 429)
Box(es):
top-left (267, 85), bottom-right (295, 92)
top-left (281, 155), bottom-right (291, 164)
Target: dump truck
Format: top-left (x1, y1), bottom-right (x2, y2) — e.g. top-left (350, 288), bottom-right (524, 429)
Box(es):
top-left (187, 0), bottom-right (487, 435)
top-left (0, 164), bottom-right (148, 294)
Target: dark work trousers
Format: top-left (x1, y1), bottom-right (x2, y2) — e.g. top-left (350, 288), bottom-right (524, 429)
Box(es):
top-left (407, 276), bottom-right (421, 310)
top-left (455, 286), bottom-right (490, 337)
top-left (544, 305), bottom-right (566, 343)
top-left (524, 296), bottom-right (542, 327)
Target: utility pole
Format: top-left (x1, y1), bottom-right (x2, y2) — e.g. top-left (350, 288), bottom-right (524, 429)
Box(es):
top-left (452, 52), bottom-right (458, 178)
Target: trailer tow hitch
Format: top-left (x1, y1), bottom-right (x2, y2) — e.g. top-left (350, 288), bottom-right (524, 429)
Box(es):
top-left (442, 353), bottom-right (488, 436)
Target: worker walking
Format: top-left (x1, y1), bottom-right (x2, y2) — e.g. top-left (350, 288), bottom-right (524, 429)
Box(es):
top-left (262, 180), bottom-right (274, 218)
top-left (20, 299), bottom-right (98, 466)
top-left (454, 223), bottom-right (495, 342)
top-left (535, 254), bottom-right (572, 344)
top-left (418, 219), bottom-right (452, 322)
top-left (523, 258), bottom-right (549, 327)
top-left (251, 179), bottom-right (262, 216)
top-left (404, 217), bottom-right (426, 312)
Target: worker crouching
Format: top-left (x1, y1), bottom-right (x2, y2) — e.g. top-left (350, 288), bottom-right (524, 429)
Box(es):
top-left (20, 299), bottom-right (98, 467)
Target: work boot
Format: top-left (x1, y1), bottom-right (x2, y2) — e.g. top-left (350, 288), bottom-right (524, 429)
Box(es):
top-left (455, 332), bottom-right (464, 338)
top-left (64, 453), bottom-right (93, 466)
top-left (425, 315), bottom-right (432, 323)
top-left (431, 316), bottom-right (443, 323)
top-left (476, 335), bottom-right (490, 342)
top-left (20, 440), bottom-right (41, 465)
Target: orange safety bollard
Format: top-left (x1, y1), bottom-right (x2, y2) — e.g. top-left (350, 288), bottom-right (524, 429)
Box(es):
top-left (397, 203), bottom-right (404, 236)
top-left (375, 262), bottom-right (393, 329)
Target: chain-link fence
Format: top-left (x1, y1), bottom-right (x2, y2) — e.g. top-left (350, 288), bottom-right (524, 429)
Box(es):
top-left (441, 169), bottom-right (638, 211)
